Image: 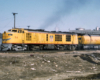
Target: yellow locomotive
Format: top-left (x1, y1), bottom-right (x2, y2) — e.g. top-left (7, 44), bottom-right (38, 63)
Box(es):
top-left (1, 28), bottom-right (78, 51)
top-left (78, 34), bottom-right (100, 49)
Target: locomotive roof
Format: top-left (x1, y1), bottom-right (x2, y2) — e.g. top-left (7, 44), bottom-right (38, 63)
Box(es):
top-left (8, 28), bottom-right (77, 34)
top-left (24, 28), bottom-right (45, 31)
top-left (27, 29), bottom-right (76, 34)
top-left (24, 28), bottom-right (76, 34)
top-left (6, 28), bottom-right (100, 35)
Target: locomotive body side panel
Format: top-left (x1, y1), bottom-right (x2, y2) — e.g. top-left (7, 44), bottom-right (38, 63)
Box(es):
top-left (24, 32), bottom-right (78, 45)
top-left (81, 35), bottom-right (91, 44)
top-left (80, 35), bottom-right (100, 45)
top-left (90, 35), bottom-right (100, 45)
top-left (72, 34), bottom-right (78, 44)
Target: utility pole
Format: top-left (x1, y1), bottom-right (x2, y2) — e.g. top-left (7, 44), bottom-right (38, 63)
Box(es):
top-left (12, 13), bottom-right (18, 28)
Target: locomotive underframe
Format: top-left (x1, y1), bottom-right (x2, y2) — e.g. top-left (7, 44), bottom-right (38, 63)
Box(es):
top-left (1, 43), bottom-right (77, 51)
top-left (2, 43), bottom-right (100, 51)
top-left (28, 44), bottom-right (77, 51)
top-left (77, 44), bottom-right (100, 50)
top-left (1, 43), bottom-right (27, 51)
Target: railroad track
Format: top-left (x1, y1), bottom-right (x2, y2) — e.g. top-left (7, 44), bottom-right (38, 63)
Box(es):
top-left (0, 49), bottom-right (100, 53)
top-left (0, 50), bottom-right (70, 53)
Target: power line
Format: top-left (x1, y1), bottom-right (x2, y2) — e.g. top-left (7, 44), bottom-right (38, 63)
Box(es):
top-left (0, 19), bottom-right (13, 32)
top-left (0, 18), bottom-right (12, 22)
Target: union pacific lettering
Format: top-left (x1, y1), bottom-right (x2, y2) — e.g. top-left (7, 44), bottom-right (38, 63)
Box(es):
top-left (86, 39), bottom-right (89, 41)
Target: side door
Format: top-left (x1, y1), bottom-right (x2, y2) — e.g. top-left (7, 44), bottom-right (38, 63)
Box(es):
top-left (21, 30), bottom-right (25, 44)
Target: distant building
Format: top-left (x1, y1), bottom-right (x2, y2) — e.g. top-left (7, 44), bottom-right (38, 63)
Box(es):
top-left (95, 27), bottom-right (100, 31)
top-left (69, 27), bottom-right (100, 35)
top-left (76, 28), bottom-right (85, 30)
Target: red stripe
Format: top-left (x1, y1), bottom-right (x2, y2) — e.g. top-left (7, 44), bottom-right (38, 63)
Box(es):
top-left (2, 43), bottom-right (78, 45)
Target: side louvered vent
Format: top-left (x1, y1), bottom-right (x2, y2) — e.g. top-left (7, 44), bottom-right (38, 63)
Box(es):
top-left (46, 34), bottom-right (48, 41)
top-left (66, 35), bottom-right (71, 41)
top-left (26, 33), bottom-right (31, 41)
top-left (55, 35), bottom-right (62, 41)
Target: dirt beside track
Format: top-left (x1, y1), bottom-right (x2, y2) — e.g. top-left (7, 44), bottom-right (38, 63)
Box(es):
top-left (0, 50), bottom-right (100, 80)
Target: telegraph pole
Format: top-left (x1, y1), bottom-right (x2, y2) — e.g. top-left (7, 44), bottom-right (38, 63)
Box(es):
top-left (12, 13), bottom-right (18, 28)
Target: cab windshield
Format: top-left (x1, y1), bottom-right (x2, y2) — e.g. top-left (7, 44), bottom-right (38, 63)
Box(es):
top-left (8, 29), bottom-right (24, 33)
top-left (12, 30), bottom-right (17, 32)
top-left (8, 29), bottom-right (17, 32)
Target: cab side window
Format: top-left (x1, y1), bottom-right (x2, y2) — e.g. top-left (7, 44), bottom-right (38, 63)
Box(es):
top-left (18, 30), bottom-right (23, 33)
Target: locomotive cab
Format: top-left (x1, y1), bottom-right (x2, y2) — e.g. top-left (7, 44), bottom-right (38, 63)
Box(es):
top-left (8, 29), bottom-right (24, 33)
top-left (1, 28), bottom-right (27, 51)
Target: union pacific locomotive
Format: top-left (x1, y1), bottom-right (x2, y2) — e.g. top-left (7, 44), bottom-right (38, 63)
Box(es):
top-left (1, 28), bottom-right (78, 51)
top-left (1, 28), bottom-right (100, 51)
top-left (78, 34), bottom-right (100, 49)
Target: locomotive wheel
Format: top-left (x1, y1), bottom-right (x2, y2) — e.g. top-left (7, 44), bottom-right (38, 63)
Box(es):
top-left (39, 45), bottom-right (43, 50)
top-left (71, 45), bottom-right (76, 51)
top-left (59, 46), bottom-right (64, 50)
top-left (67, 45), bottom-right (71, 50)
top-left (11, 47), bottom-right (14, 51)
top-left (27, 46), bottom-right (30, 51)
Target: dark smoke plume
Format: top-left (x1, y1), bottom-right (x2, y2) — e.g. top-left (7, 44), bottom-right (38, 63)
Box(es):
top-left (40, 0), bottom-right (90, 29)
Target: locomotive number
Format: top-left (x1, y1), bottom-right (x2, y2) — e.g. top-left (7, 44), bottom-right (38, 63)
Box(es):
top-left (15, 36), bottom-right (18, 38)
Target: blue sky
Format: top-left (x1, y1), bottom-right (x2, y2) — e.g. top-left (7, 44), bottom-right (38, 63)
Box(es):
top-left (0, 0), bottom-right (100, 33)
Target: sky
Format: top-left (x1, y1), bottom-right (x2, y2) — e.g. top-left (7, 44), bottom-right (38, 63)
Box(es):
top-left (0, 0), bottom-right (100, 33)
